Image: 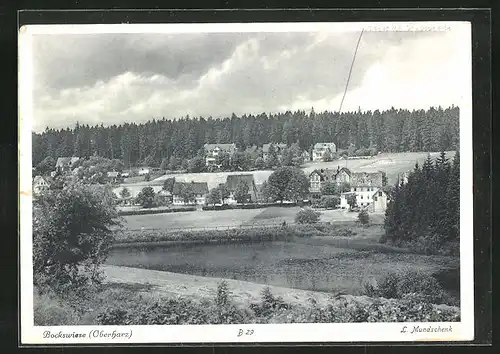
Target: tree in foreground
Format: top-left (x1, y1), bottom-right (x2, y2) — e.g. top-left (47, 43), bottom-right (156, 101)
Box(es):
top-left (346, 194), bottom-right (357, 210)
top-left (358, 209), bottom-right (370, 225)
top-left (295, 208), bottom-right (321, 224)
top-left (179, 183), bottom-right (197, 205)
top-left (33, 182), bottom-right (122, 293)
top-left (234, 180), bottom-right (250, 204)
top-left (266, 167), bottom-right (309, 203)
top-left (35, 156), bottom-right (56, 175)
top-left (320, 182), bottom-right (337, 195)
top-left (119, 187), bottom-right (131, 200)
top-left (136, 186), bottom-right (155, 208)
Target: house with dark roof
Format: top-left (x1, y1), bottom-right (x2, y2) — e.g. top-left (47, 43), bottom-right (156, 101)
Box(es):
top-left (33, 175), bottom-right (53, 194)
top-left (262, 143), bottom-right (287, 162)
top-left (172, 181), bottom-right (209, 205)
top-left (309, 168), bottom-right (338, 195)
top-left (204, 143), bottom-right (237, 167)
top-left (106, 171), bottom-right (123, 184)
top-left (340, 171), bottom-right (386, 211)
top-left (312, 142), bottom-right (337, 161)
top-left (335, 167), bottom-right (352, 185)
top-left (225, 174), bottom-right (258, 204)
top-left (55, 157), bottom-right (80, 173)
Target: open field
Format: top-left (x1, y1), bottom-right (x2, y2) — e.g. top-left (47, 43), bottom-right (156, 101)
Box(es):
top-left (121, 206), bottom-right (383, 231)
top-left (123, 208), bottom-right (265, 230)
top-left (302, 151), bottom-right (456, 185)
top-left (114, 152), bottom-right (455, 197)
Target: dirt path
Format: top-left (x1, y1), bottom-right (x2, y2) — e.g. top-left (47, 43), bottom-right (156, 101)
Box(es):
top-left (102, 264), bottom-right (335, 307)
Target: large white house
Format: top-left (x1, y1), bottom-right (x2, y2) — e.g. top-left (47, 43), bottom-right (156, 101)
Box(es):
top-left (339, 171), bottom-right (388, 212)
top-left (312, 142), bottom-right (337, 161)
top-left (204, 143), bottom-right (237, 167)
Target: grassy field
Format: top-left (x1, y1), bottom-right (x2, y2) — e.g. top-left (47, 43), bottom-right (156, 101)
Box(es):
top-left (121, 206), bottom-right (382, 230)
top-left (123, 208), bottom-right (265, 230)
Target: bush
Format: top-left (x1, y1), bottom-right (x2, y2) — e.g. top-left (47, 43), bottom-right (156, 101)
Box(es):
top-left (295, 208), bottom-right (321, 224)
top-left (33, 291), bottom-right (80, 326)
top-left (357, 209), bottom-right (370, 225)
top-left (363, 270), bottom-right (453, 305)
top-left (33, 182), bottom-right (121, 293)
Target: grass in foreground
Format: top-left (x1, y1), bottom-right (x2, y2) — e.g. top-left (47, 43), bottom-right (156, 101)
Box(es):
top-left (34, 275), bottom-right (460, 326)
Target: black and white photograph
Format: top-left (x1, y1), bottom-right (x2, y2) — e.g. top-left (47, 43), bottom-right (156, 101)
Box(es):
top-left (19, 20), bottom-right (473, 344)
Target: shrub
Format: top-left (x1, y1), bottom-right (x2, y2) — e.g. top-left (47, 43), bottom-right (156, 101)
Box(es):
top-left (33, 291), bottom-right (80, 326)
top-left (357, 209), bottom-right (370, 225)
top-left (363, 270), bottom-right (452, 305)
top-left (295, 208), bottom-right (321, 224)
top-left (33, 182), bottom-right (121, 293)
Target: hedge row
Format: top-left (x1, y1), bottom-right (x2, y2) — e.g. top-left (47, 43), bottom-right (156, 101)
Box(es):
top-left (118, 207), bottom-right (196, 216)
top-left (202, 201), bottom-right (311, 211)
top-left (113, 223), bottom-right (346, 246)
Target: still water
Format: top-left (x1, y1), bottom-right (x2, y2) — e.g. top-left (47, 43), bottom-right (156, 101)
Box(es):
top-left (106, 241), bottom-right (367, 293)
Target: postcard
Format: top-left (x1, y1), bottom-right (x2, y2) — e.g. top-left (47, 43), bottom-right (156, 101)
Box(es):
top-left (19, 20), bottom-right (473, 344)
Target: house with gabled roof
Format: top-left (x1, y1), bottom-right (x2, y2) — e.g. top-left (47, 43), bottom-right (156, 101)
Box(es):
top-left (312, 142), bottom-right (337, 161)
top-left (204, 143), bottom-right (237, 167)
top-left (33, 175), bottom-right (53, 194)
top-left (55, 157), bottom-right (80, 173)
top-left (172, 181), bottom-right (209, 205)
top-left (309, 168), bottom-right (337, 195)
top-left (340, 171), bottom-right (386, 211)
top-left (225, 174), bottom-right (258, 204)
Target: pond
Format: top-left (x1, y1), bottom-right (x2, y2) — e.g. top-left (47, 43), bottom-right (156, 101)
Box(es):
top-left (105, 241), bottom-right (460, 297)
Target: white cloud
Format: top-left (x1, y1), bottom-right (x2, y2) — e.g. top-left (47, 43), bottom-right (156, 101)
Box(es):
top-left (31, 30), bottom-right (468, 132)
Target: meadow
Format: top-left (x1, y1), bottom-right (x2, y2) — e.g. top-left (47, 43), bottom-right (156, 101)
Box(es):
top-left (120, 205), bottom-right (382, 231)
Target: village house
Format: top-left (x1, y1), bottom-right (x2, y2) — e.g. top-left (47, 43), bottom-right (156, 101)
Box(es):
top-left (335, 167), bottom-right (352, 185)
top-left (370, 188), bottom-right (389, 213)
top-left (138, 167), bottom-right (150, 176)
top-left (106, 171), bottom-right (122, 184)
top-left (225, 174), bottom-right (259, 204)
top-left (204, 143), bottom-right (237, 167)
top-left (172, 181), bottom-right (209, 206)
top-left (262, 143), bottom-right (287, 162)
top-left (312, 142), bottom-right (337, 161)
top-left (55, 157), bottom-right (80, 174)
top-left (33, 175), bottom-right (52, 194)
top-left (308, 168), bottom-right (337, 196)
top-left (339, 171), bottom-right (387, 211)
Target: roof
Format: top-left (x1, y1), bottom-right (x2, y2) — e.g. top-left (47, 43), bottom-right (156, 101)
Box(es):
top-left (204, 143), bottom-right (237, 152)
top-left (225, 174), bottom-right (256, 192)
top-left (313, 142), bottom-right (336, 150)
top-left (34, 175), bottom-right (53, 185)
top-left (262, 143), bottom-right (287, 153)
top-left (372, 188), bottom-right (388, 197)
top-left (55, 157), bottom-right (80, 168)
top-left (107, 171), bottom-right (119, 177)
top-left (310, 168), bottom-right (337, 180)
top-left (172, 181), bottom-right (209, 195)
top-left (350, 172), bottom-right (383, 187)
top-left (337, 167), bottom-right (352, 176)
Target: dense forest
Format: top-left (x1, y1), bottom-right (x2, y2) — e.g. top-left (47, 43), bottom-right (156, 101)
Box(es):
top-left (383, 151), bottom-right (460, 254)
top-left (32, 106), bottom-right (459, 167)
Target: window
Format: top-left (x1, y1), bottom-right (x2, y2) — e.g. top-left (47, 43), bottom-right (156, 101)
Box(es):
top-left (361, 195), bottom-right (363, 199)
top-left (354, 187), bottom-right (357, 191)
top-left (379, 191), bottom-right (383, 196)
top-left (374, 196), bottom-right (378, 201)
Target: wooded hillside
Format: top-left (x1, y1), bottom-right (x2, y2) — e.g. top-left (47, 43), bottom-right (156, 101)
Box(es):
top-left (32, 106), bottom-right (459, 167)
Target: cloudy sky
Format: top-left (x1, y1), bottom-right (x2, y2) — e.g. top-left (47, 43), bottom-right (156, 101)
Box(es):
top-left (29, 27), bottom-right (468, 132)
